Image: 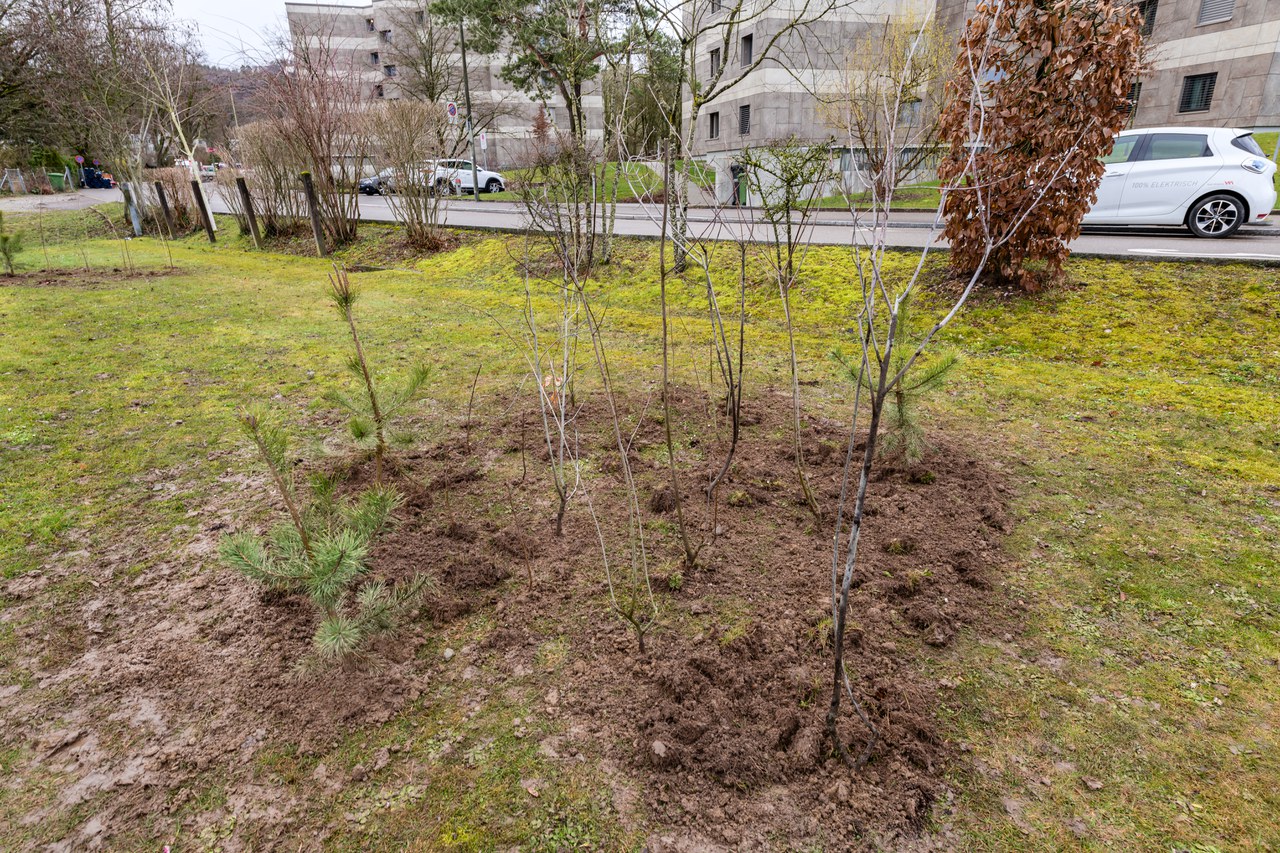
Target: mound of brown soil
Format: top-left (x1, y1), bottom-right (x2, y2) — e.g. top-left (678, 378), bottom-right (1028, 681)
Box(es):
top-left (0, 385), bottom-right (1011, 849)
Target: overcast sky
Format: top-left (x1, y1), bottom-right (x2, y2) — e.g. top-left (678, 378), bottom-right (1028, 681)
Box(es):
top-left (171, 0), bottom-right (366, 67)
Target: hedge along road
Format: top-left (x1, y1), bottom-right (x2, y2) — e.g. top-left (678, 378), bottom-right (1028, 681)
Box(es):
top-left (44, 186), bottom-right (1280, 263)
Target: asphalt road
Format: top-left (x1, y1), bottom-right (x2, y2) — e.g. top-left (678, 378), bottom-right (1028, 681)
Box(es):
top-left (25, 187), bottom-right (1280, 262)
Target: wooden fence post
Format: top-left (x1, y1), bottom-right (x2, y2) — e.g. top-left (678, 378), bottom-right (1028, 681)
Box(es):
top-left (235, 176), bottom-right (262, 249)
top-left (300, 171), bottom-right (328, 257)
top-left (153, 181), bottom-right (176, 238)
top-left (190, 179), bottom-right (216, 243)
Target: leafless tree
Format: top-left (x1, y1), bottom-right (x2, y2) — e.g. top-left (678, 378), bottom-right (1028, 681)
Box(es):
top-left (813, 11), bottom-right (950, 199)
top-left (634, 0), bottom-right (845, 269)
top-left (823, 1), bottom-right (1136, 764)
top-left (260, 25), bottom-right (372, 247)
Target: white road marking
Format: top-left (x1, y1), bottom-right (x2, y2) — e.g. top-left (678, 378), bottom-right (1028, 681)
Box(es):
top-left (1129, 248), bottom-right (1280, 260)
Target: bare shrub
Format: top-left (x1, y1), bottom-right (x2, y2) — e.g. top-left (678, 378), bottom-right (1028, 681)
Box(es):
top-left (144, 167), bottom-right (195, 233)
top-left (368, 101), bottom-right (451, 251)
top-left (259, 31), bottom-right (371, 248)
top-left (226, 120), bottom-right (307, 239)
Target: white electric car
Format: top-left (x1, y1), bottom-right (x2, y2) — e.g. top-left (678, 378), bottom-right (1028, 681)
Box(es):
top-left (1082, 127), bottom-right (1277, 237)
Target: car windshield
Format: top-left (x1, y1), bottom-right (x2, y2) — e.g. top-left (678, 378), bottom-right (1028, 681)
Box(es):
top-left (1231, 134), bottom-right (1265, 156)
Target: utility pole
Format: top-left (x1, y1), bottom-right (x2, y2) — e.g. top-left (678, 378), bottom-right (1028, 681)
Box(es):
top-left (458, 19), bottom-right (483, 203)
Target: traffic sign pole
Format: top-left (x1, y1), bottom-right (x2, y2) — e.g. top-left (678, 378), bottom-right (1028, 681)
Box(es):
top-left (458, 19), bottom-right (483, 203)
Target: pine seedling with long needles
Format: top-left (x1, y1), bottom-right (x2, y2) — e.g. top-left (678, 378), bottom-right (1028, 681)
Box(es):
top-left (219, 405), bottom-right (432, 672)
top-left (833, 295), bottom-right (959, 466)
top-left (326, 266), bottom-right (431, 483)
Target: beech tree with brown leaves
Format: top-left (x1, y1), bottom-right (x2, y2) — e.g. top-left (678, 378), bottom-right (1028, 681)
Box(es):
top-left (938, 0), bottom-right (1146, 291)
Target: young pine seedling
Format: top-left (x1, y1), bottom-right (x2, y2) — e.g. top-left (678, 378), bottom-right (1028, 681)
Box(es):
top-left (219, 405), bottom-right (431, 673)
top-left (833, 295), bottom-right (959, 466)
top-left (326, 267), bottom-right (431, 482)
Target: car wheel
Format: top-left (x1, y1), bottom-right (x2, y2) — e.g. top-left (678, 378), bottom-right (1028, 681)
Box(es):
top-left (485, 178), bottom-right (502, 194)
top-left (1187, 194), bottom-right (1245, 238)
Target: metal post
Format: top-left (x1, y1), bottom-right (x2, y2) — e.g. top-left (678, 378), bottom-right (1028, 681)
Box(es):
top-left (153, 181), bottom-right (176, 237)
top-left (300, 171), bottom-right (328, 257)
top-left (235, 176), bottom-right (262, 249)
top-left (190, 179), bottom-right (216, 243)
top-left (458, 19), bottom-right (483, 203)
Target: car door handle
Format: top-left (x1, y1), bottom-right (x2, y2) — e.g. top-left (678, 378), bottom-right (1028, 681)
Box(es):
top-left (1103, 171), bottom-right (1123, 178)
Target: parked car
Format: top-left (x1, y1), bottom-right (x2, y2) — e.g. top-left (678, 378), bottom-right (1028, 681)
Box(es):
top-left (199, 164), bottom-right (218, 182)
top-left (1082, 127), bottom-right (1277, 238)
top-left (359, 168), bottom-right (395, 195)
top-left (434, 159), bottom-right (506, 194)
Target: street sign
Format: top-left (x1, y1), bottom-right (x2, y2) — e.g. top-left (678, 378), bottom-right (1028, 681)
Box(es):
top-left (479, 131), bottom-right (487, 151)
top-left (446, 101), bottom-right (458, 124)
top-left (74, 155), bottom-right (84, 164)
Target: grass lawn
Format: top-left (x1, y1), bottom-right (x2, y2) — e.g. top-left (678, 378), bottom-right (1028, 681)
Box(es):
top-left (482, 161), bottom-right (664, 203)
top-left (816, 181), bottom-right (943, 211)
top-left (1, 207), bottom-right (1278, 848)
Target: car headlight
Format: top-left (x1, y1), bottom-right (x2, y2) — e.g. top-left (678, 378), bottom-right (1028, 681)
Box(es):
top-left (1242, 158), bottom-right (1269, 174)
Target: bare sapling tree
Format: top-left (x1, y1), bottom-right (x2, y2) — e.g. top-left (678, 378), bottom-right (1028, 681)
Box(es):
top-left (369, 100), bottom-right (452, 250)
top-left (655, 148), bottom-right (701, 567)
top-left (516, 128), bottom-right (602, 278)
top-left (139, 25), bottom-right (220, 232)
top-left (823, 0), bottom-right (1143, 765)
top-left (940, 0), bottom-right (1146, 291)
top-left (518, 141), bottom-right (657, 650)
top-left (220, 406), bottom-right (431, 673)
top-left (326, 267), bottom-right (432, 483)
top-left (621, 156), bottom-right (749, 525)
top-left (741, 137), bottom-right (833, 522)
top-left (495, 245), bottom-right (585, 537)
top-left (815, 11), bottom-right (950, 201)
top-left (633, 0), bottom-right (843, 269)
top-left (262, 26), bottom-right (372, 247)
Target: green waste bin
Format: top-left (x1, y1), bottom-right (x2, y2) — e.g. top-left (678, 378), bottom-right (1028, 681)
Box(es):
top-left (47, 173), bottom-right (65, 191)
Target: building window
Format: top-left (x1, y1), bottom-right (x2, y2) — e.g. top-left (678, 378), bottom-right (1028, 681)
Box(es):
top-left (710, 0), bottom-right (722, 11)
top-left (1178, 73), bottom-right (1217, 112)
top-left (370, 51), bottom-right (379, 65)
top-left (1126, 82), bottom-right (1142, 115)
top-left (709, 111), bottom-right (720, 139)
top-left (738, 104), bottom-right (751, 135)
top-left (379, 29), bottom-right (392, 43)
top-left (897, 99), bottom-right (922, 126)
top-left (365, 17), bottom-right (375, 31)
top-left (1135, 0), bottom-right (1157, 36)
top-left (373, 84), bottom-right (385, 98)
top-left (710, 48), bottom-right (721, 77)
top-left (384, 64), bottom-right (397, 77)
top-left (415, 9), bottom-right (425, 24)
top-left (1196, 0), bottom-right (1233, 24)
top-left (740, 34), bottom-right (753, 66)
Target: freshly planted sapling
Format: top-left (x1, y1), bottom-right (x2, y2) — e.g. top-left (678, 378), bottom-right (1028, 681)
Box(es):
top-left (833, 295), bottom-right (958, 466)
top-left (220, 405), bottom-right (430, 672)
top-left (326, 266), bottom-right (431, 482)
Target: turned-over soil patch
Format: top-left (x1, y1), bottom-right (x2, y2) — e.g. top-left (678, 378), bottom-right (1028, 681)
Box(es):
top-left (371, 388), bottom-right (1014, 847)
top-left (0, 387), bottom-right (1011, 849)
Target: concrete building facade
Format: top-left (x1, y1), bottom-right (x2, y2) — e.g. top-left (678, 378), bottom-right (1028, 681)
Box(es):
top-left (283, 0), bottom-right (599, 167)
top-left (1127, 0), bottom-right (1280, 134)
top-left (690, 0), bottom-right (1280, 200)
